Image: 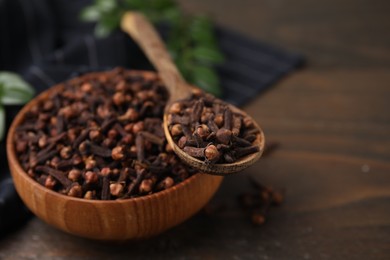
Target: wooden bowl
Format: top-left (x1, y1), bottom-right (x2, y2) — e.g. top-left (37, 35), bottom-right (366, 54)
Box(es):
top-left (6, 71), bottom-right (223, 240)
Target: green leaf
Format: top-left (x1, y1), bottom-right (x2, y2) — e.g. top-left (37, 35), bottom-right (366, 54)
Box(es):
top-left (190, 16), bottom-right (217, 46)
top-left (161, 7), bottom-right (181, 24)
top-left (0, 72), bottom-right (35, 105)
top-left (94, 22), bottom-right (112, 38)
top-left (96, 0), bottom-right (117, 12)
top-left (123, 0), bottom-right (145, 9)
top-left (190, 15), bottom-right (213, 32)
top-left (79, 0), bottom-right (225, 97)
top-left (175, 57), bottom-right (192, 80)
top-left (80, 6), bottom-right (101, 22)
top-left (191, 66), bottom-right (222, 97)
top-left (94, 10), bottom-right (122, 38)
top-left (141, 10), bottom-right (162, 23)
top-left (192, 46), bottom-right (224, 64)
top-left (1, 87), bottom-right (34, 103)
top-left (151, 0), bottom-right (176, 9)
top-left (0, 105), bottom-right (4, 142)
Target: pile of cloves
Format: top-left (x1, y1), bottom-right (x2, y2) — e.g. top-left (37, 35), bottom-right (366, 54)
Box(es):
top-left (167, 90), bottom-right (261, 164)
top-left (14, 68), bottom-right (197, 200)
top-left (238, 178), bottom-right (284, 226)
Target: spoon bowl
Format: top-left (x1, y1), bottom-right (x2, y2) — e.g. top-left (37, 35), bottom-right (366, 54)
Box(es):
top-left (121, 12), bottom-right (265, 174)
top-left (163, 109), bottom-right (264, 175)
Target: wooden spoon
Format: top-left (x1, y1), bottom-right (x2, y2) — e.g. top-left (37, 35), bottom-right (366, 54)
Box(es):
top-left (121, 12), bottom-right (265, 175)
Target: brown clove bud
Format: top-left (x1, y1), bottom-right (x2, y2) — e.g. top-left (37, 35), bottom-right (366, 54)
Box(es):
top-left (195, 124), bottom-right (210, 139)
top-left (44, 176), bottom-right (57, 190)
top-left (60, 146), bottom-right (72, 159)
top-left (81, 82), bottom-right (93, 93)
top-left (111, 146), bottom-right (125, 161)
top-left (68, 169), bottom-right (82, 182)
top-left (139, 179), bottom-right (153, 194)
top-left (157, 177), bottom-right (174, 190)
top-left (84, 190), bottom-right (95, 200)
top-left (214, 114), bottom-right (224, 128)
top-left (223, 152), bottom-right (235, 163)
top-left (165, 143), bottom-right (174, 153)
top-left (244, 134), bottom-right (257, 143)
top-left (38, 135), bottom-right (48, 148)
top-left (183, 146), bottom-right (205, 158)
top-left (167, 114), bottom-right (190, 125)
top-left (35, 166), bottom-right (72, 188)
top-left (118, 108), bottom-right (139, 122)
top-left (243, 117), bottom-right (254, 128)
top-left (108, 129), bottom-right (118, 139)
top-left (132, 121), bottom-right (144, 134)
top-left (67, 184), bottom-right (82, 198)
top-left (84, 171), bottom-right (99, 184)
top-left (232, 115), bottom-right (242, 136)
top-left (135, 133), bottom-right (145, 161)
top-left (100, 167), bottom-right (111, 177)
top-left (110, 183), bottom-right (124, 197)
top-left (178, 136), bottom-right (188, 149)
top-left (232, 135), bottom-right (252, 147)
top-left (169, 102), bottom-right (182, 114)
top-left (251, 212), bottom-right (266, 226)
top-left (112, 92), bottom-right (125, 106)
top-left (216, 128), bottom-right (232, 145)
top-left (170, 124), bottom-right (183, 137)
top-left (204, 145), bottom-right (220, 162)
top-left (84, 157), bottom-right (97, 170)
top-left (191, 99), bottom-right (204, 123)
top-left (271, 190), bottom-right (284, 205)
top-left (223, 107), bottom-right (233, 130)
top-left (234, 146), bottom-right (260, 159)
top-left (16, 141), bottom-right (28, 153)
top-left (89, 129), bottom-right (103, 142)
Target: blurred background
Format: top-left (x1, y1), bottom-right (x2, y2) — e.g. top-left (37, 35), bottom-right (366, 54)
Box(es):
top-left (0, 0), bottom-right (389, 259)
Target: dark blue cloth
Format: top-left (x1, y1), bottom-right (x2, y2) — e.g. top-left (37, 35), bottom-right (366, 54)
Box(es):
top-left (0, 0), bottom-right (303, 236)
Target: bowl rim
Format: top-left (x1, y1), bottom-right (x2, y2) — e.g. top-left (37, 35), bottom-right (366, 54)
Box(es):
top-left (6, 69), bottom-right (205, 205)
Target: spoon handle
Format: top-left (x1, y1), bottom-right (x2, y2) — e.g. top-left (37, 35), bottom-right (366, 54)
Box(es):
top-left (121, 12), bottom-right (191, 101)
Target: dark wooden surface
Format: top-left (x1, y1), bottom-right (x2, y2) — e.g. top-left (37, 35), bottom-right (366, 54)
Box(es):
top-left (1, 0), bottom-right (389, 259)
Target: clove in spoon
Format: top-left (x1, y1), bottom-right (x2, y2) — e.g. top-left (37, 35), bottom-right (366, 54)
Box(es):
top-left (121, 12), bottom-right (265, 175)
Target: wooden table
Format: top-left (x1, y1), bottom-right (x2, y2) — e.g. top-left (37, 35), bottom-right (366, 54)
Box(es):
top-left (1, 0), bottom-right (389, 259)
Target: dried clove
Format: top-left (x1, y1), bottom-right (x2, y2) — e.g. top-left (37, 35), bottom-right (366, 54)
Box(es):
top-left (183, 146), bottom-right (205, 158)
top-left (35, 166), bottom-right (72, 188)
top-left (237, 177), bottom-right (285, 226)
top-left (89, 143), bottom-right (112, 158)
top-left (101, 176), bottom-right (110, 200)
top-left (166, 90), bottom-right (261, 164)
top-left (135, 133), bottom-right (145, 161)
top-left (14, 69), bottom-right (197, 200)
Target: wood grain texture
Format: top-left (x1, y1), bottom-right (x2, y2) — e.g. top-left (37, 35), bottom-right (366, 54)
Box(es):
top-left (6, 70), bottom-right (223, 240)
top-left (1, 0), bottom-right (390, 259)
top-left (121, 12), bottom-right (264, 174)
